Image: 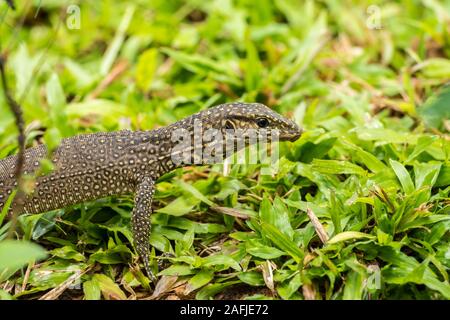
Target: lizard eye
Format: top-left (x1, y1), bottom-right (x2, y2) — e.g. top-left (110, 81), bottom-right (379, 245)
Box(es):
top-left (225, 120), bottom-right (235, 130)
top-left (256, 118), bottom-right (269, 128)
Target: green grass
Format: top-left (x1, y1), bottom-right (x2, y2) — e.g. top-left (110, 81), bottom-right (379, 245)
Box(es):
top-left (0, 0), bottom-right (449, 300)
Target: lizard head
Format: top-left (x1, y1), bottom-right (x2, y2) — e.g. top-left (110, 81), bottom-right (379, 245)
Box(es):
top-left (205, 102), bottom-right (303, 142)
top-left (168, 102), bottom-right (302, 167)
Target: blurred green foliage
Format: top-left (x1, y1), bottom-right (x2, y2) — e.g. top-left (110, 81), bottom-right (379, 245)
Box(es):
top-left (0, 0), bottom-right (449, 300)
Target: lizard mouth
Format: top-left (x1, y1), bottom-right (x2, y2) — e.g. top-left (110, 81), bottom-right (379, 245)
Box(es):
top-left (284, 129), bottom-right (303, 142)
top-left (280, 122), bottom-right (303, 141)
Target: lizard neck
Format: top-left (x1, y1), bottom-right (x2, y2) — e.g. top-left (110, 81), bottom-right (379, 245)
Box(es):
top-left (134, 123), bottom-right (186, 178)
top-left (143, 116), bottom-right (246, 177)
top-left (142, 115), bottom-right (214, 177)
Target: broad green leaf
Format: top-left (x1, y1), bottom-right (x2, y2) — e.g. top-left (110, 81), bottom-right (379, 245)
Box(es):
top-left (246, 243), bottom-right (285, 259)
top-left (414, 162), bottom-right (441, 189)
top-left (435, 164), bottom-right (450, 187)
top-left (356, 128), bottom-right (419, 144)
top-left (277, 273), bottom-right (302, 300)
top-left (155, 196), bottom-right (198, 216)
top-left (63, 58), bottom-right (95, 88)
top-left (149, 233), bottom-right (172, 253)
top-left (417, 85), bottom-right (450, 130)
top-left (158, 264), bottom-right (194, 276)
top-left (10, 44), bottom-right (39, 98)
top-left (0, 289), bottom-right (12, 300)
top-left (162, 48), bottom-right (241, 86)
top-left (176, 180), bottom-right (215, 207)
top-left (89, 245), bottom-right (132, 264)
top-left (238, 271), bottom-right (265, 286)
top-left (406, 136), bottom-right (438, 162)
top-left (260, 222), bottom-right (304, 263)
top-left (416, 58), bottom-right (450, 80)
top-left (83, 279), bottom-right (101, 300)
top-left (259, 196), bottom-right (294, 239)
top-left (195, 281), bottom-right (240, 300)
top-left (343, 270), bottom-right (364, 300)
top-left (397, 215), bottom-right (450, 232)
top-left (341, 140), bottom-right (387, 173)
top-left (311, 159), bottom-right (367, 176)
top-left (378, 246), bottom-right (450, 299)
top-left (92, 274), bottom-right (127, 300)
top-left (185, 270), bottom-right (214, 294)
top-left (296, 138), bottom-right (337, 163)
top-left (214, 179), bottom-right (247, 200)
top-left (389, 159), bottom-right (415, 194)
top-left (202, 254), bottom-right (241, 271)
top-left (0, 240), bottom-right (47, 279)
top-left (167, 217), bottom-right (228, 234)
top-left (50, 246), bottom-right (85, 262)
top-left (66, 99), bottom-right (130, 125)
top-left (329, 191), bottom-right (342, 234)
top-left (283, 199), bottom-right (328, 217)
top-left (46, 72), bottom-right (72, 138)
top-left (0, 190), bottom-right (17, 227)
top-left (136, 48), bottom-right (158, 91)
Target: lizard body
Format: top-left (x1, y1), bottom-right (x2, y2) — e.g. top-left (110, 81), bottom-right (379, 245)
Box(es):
top-left (0, 102), bottom-right (302, 281)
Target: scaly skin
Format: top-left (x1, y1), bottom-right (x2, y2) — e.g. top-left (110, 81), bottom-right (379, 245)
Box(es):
top-left (0, 102), bottom-right (302, 281)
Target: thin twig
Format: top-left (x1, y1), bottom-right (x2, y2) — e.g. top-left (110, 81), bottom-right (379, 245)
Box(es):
top-left (0, 53), bottom-right (26, 239)
top-left (0, 1), bottom-right (32, 237)
top-left (20, 260), bottom-right (33, 292)
top-left (0, 55), bottom-right (24, 180)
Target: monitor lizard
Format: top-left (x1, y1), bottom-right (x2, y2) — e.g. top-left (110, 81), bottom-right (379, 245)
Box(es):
top-left (0, 102), bottom-right (302, 282)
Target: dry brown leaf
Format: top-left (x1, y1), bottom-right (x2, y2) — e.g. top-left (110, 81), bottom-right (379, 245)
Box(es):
top-left (261, 261), bottom-right (275, 294)
top-left (307, 208), bottom-right (329, 244)
top-left (302, 283), bottom-right (316, 300)
top-left (211, 206), bottom-right (251, 219)
top-left (146, 275), bottom-right (178, 300)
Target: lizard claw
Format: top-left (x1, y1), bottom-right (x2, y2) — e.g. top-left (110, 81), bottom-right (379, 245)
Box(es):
top-left (158, 252), bottom-right (175, 270)
top-left (144, 259), bottom-right (158, 285)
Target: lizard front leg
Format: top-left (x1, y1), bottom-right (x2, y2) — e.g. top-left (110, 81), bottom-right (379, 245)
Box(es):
top-left (132, 176), bottom-right (156, 283)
